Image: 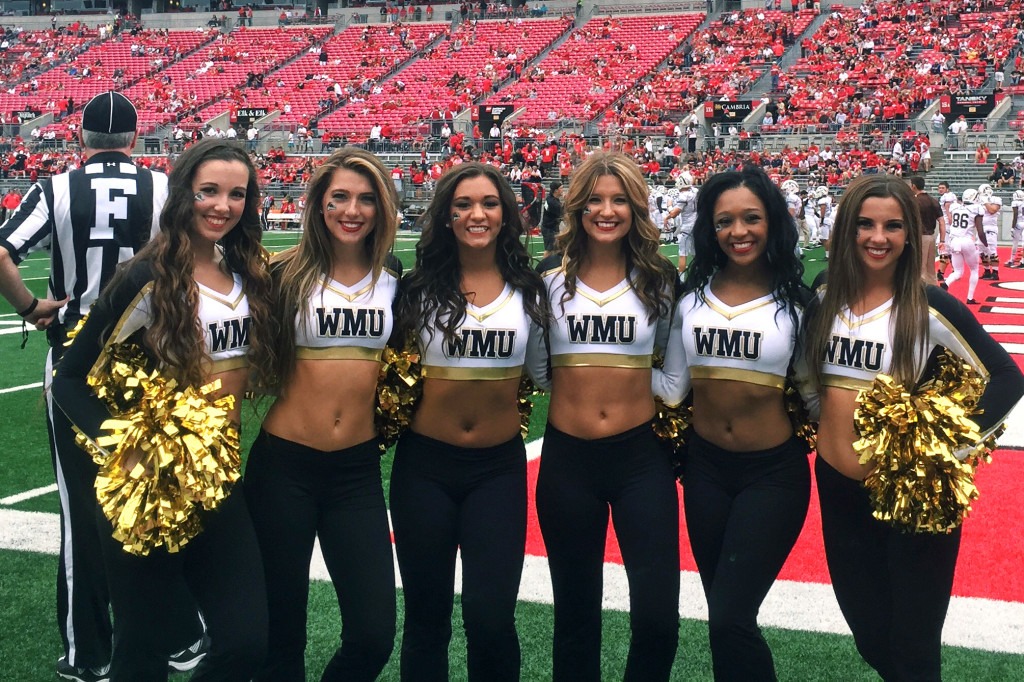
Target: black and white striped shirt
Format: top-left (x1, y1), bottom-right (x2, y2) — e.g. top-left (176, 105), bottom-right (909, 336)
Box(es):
top-left (0, 151), bottom-right (168, 326)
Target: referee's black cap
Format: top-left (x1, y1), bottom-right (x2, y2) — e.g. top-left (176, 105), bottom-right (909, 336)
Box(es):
top-left (82, 91), bottom-right (137, 135)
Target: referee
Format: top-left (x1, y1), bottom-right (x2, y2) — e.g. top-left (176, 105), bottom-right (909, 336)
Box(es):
top-left (0, 91), bottom-right (205, 682)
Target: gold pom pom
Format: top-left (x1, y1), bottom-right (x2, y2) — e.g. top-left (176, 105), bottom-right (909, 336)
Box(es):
top-left (650, 351), bottom-right (692, 479)
top-left (784, 378), bottom-right (817, 451)
top-left (375, 335), bottom-right (423, 450)
top-left (63, 314), bottom-right (90, 347)
top-left (854, 349), bottom-right (1003, 533)
top-left (518, 375), bottom-right (542, 441)
top-left (78, 345), bottom-right (241, 555)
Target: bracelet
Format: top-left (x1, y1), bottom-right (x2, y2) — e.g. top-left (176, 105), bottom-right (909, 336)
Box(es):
top-left (17, 297), bottom-right (38, 318)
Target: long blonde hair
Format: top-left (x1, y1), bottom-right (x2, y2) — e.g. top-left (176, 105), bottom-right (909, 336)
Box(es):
top-left (257, 147), bottom-right (398, 391)
top-left (555, 152), bottom-right (675, 321)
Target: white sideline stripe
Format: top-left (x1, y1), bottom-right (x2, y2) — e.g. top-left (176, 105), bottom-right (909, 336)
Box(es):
top-left (0, 382), bottom-right (43, 394)
top-left (990, 298), bottom-right (1024, 304)
top-left (0, 483), bottom-right (56, 505)
top-left (983, 325), bottom-right (1024, 334)
top-left (983, 307), bottom-right (1024, 316)
top-left (22, 276), bottom-right (48, 281)
top-left (2, 507), bottom-right (1023, 654)
top-left (526, 438), bottom-right (543, 461)
top-left (0, 319), bottom-right (25, 326)
top-left (1004, 343), bottom-right (1024, 354)
top-left (0, 326), bottom-right (37, 336)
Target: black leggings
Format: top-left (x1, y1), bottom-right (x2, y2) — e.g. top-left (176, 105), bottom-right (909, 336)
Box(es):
top-left (390, 430), bottom-right (527, 682)
top-left (816, 456), bottom-right (961, 682)
top-left (536, 422), bottom-right (680, 682)
top-left (684, 432), bottom-right (810, 681)
top-left (99, 483), bottom-right (267, 682)
top-left (245, 431), bottom-right (396, 682)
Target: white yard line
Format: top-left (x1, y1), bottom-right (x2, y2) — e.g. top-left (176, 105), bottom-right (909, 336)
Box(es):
top-left (2, 507), bottom-right (1022, 654)
top-left (0, 382), bottom-right (43, 394)
top-left (0, 484), bottom-right (56, 505)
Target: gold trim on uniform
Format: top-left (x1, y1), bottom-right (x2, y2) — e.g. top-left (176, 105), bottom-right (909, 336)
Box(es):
top-left (689, 366), bottom-right (785, 389)
top-left (576, 283), bottom-right (632, 308)
top-left (320, 274), bottom-right (374, 302)
top-left (821, 374), bottom-right (874, 391)
top-left (421, 364), bottom-right (524, 381)
top-left (209, 356), bottom-right (250, 373)
top-left (88, 283), bottom-right (154, 380)
top-left (199, 283), bottom-right (245, 311)
top-left (704, 297), bottom-right (776, 321)
top-left (838, 302), bottom-right (892, 331)
top-left (930, 306), bottom-right (989, 380)
top-left (550, 353), bottom-right (652, 369)
top-left (465, 287), bottom-right (516, 323)
top-left (295, 346), bottom-right (383, 361)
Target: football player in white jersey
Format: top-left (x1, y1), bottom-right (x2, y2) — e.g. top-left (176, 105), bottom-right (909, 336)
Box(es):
top-left (935, 182), bottom-right (958, 281)
top-left (1009, 189), bottom-right (1024, 268)
top-left (781, 179), bottom-right (807, 250)
top-left (815, 186), bottom-right (834, 258)
top-left (944, 189), bottom-right (987, 303)
top-left (663, 172), bottom-right (698, 272)
top-left (975, 184), bottom-right (1001, 280)
top-left (803, 187), bottom-right (820, 247)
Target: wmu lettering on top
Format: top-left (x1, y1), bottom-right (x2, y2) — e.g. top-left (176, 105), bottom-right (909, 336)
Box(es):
top-left (209, 316), bottom-right (251, 353)
top-left (315, 307), bottom-right (386, 338)
top-left (692, 326), bottom-right (762, 360)
top-left (444, 328), bottom-right (517, 359)
top-left (824, 334), bottom-right (885, 371)
top-left (566, 314), bottom-right (637, 344)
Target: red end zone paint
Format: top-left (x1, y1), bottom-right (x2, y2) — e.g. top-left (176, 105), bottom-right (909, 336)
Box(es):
top-left (526, 451), bottom-right (1024, 603)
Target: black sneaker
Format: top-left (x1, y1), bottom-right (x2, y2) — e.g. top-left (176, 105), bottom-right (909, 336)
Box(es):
top-left (940, 282), bottom-right (948, 290)
top-left (990, 271), bottom-right (999, 281)
top-left (936, 271), bottom-right (944, 281)
top-left (967, 299), bottom-right (978, 304)
top-left (980, 271), bottom-right (993, 280)
top-left (169, 634), bottom-right (210, 672)
top-left (56, 657), bottom-right (110, 682)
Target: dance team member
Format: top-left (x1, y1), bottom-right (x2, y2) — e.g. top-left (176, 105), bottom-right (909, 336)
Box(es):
top-left (801, 174), bottom-right (1024, 681)
top-left (245, 148), bottom-right (399, 681)
top-left (941, 189), bottom-right (987, 305)
top-left (653, 166), bottom-right (811, 681)
top-left (52, 138), bottom-right (272, 681)
top-left (391, 162), bottom-right (548, 681)
top-left (535, 152), bottom-right (680, 681)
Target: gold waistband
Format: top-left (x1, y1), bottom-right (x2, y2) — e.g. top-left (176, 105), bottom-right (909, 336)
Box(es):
top-left (295, 346), bottom-right (383, 361)
top-left (421, 365), bottom-right (523, 381)
top-left (689, 366), bottom-right (785, 390)
top-left (550, 353), bottom-right (652, 369)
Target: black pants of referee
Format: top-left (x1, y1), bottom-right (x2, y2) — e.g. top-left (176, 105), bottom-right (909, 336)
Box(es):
top-left (100, 483), bottom-right (268, 681)
top-left (684, 432), bottom-right (810, 681)
top-left (390, 431), bottom-right (527, 682)
top-left (536, 422), bottom-right (680, 682)
top-left (245, 431), bottom-right (396, 682)
top-left (816, 456), bottom-right (961, 682)
top-left (46, 345), bottom-right (203, 669)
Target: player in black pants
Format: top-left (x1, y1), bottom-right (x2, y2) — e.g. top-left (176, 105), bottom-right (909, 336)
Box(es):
top-left (534, 152), bottom-right (681, 681)
top-left (801, 174), bottom-right (1024, 680)
top-left (245, 148), bottom-right (400, 681)
top-left (653, 166), bottom-right (813, 681)
top-left (392, 162), bottom-right (548, 681)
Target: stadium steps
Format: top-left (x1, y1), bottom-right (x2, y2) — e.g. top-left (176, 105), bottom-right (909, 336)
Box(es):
top-left (748, 8), bottom-right (831, 100)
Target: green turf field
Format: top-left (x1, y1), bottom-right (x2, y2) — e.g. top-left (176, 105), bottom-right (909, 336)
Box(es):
top-left (2, 233), bottom-right (1022, 679)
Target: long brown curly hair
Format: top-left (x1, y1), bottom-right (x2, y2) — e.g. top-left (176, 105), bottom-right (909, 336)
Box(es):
top-left (256, 147), bottom-right (399, 392)
top-left (124, 139), bottom-right (271, 388)
top-left (555, 151), bottom-right (676, 321)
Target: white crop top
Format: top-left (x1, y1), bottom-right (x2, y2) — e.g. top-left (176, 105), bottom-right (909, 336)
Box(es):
top-left (543, 267), bottom-right (669, 370)
top-left (817, 296), bottom-right (983, 391)
top-left (294, 269), bottom-right (398, 361)
top-left (652, 288), bottom-right (799, 407)
top-left (419, 283), bottom-right (541, 381)
top-left (98, 272), bottom-right (251, 374)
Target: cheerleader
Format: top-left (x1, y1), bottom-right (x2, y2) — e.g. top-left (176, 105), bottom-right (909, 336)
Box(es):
top-left (245, 148), bottom-right (399, 681)
top-left (391, 162), bottom-right (548, 681)
top-left (535, 152), bottom-right (680, 681)
top-left (653, 166), bottom-right (812, 681)
top-left (51, 139), bottom-right (272, 681)
top-left (941, 189), bottom-right (987, 305)
top-left (800, 174), bottom-right (1023, 681)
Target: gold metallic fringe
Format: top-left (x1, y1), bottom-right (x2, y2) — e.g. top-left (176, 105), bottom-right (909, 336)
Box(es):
top-left (79, 345), bottom-right (241, 555)
top-left (518, 376), bottom-right (541, 441)
top-left (650, 351), bottom-right (692, 479)
top-left (375, 338), bottom-right (423, 450)
top-left (63, 314), bottom-right (89, 346)
top-left (853, 349), bottom-right (1003, 533)
top-left (784, 379), bottom-right (817, 451)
